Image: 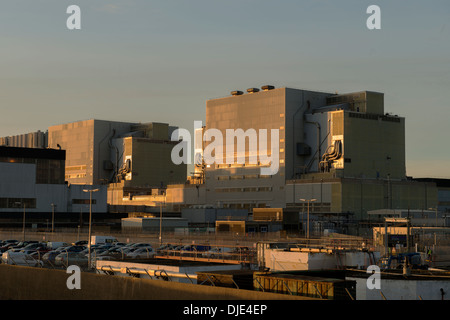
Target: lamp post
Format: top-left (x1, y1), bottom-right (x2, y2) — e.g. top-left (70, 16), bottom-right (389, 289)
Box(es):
top-left (51, 203), bottom-right (56, 233)
top-left (154, 191), bottom-right (166, 247)
top-left (428, 207), bottom-right (439, 227)
top-left (83, 188), bottom-right (99, 270)
top-left (300, 198), bottom-right (316, 241)
top-left (22, 203), bottom-right (26, 242)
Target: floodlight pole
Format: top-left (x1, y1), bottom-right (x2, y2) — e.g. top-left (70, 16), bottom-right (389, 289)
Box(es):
top-left (22, 203), bottom-right (26, 242)
top-left (300, 198), bottom-right (317, 242)
top-left (51, 203), bottom-right (56, 233)
top-left (83, 188), bottom-right (99, 270)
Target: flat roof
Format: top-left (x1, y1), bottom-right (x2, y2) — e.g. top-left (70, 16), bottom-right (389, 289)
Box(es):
top-left (0, 146), bottom-right (65, 160)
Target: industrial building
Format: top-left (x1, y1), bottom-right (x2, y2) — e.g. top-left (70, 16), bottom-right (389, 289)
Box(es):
top-left (0, 130), bottom-right (48, 149)
top-left (47, 119), bottom-right (185, 187)
top-left (0, 86), bottom-right (443, 236)
top-left (0, 145), bottom-right (108, 228)
top-left (46, 119), bottom-right (187, 215)
top-left (47, 119), bottom-right (135, 185)
top-left (414, 178), bottom-right (450, 213)
top-left (194, 86), bottom-right (437, 220)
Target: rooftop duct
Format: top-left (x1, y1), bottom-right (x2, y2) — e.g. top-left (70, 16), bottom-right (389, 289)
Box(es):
top-left (261, 85), bottom-right (275, 91)
top-left (231, 90), bottom-right (244, 96)
top-left (246, 88), bottom-right (260, 94)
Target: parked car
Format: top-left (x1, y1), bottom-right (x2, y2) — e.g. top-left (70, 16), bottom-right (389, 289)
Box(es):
top-left (157, 244), bottom-right (174, 254)
top-left (126, 247), bottom-right (155, 259)
top-left (1, 251), bottom-right (43, 267)
top-left (41, 251), bottom-right (62, 265)
top-left (90, 236), bottom-right (118, 247)
top-left (54, 252), bottom-right (88, 266)
top-left (113, 242), bottom-right (127, 247)
top-left (47, 242), bottom-right (69, 250)
top-left (0, 243), bottom-right (17, 253)
top-left (120, 243), bottom-right (152, 254)
top-left (97, 247), bottom-right (128, 260)
top-left (10, 241), bottom-right (38, 250)
top-left (130, 243), bottom-right (154, 249)
top-left (20, 242), bottom-right (49, 254)
top-left (72, 240), bottom-right (88, 246)
top-left (203, 247), bottom-right (233, 259)
top-left (60, 245), bottom-right (86, 253)
top-left (0, 239), bottom-right (18, 247)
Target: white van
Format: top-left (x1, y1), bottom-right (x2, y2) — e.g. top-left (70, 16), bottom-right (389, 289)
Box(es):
top-left (90, 236), bottom-right (118, 247)
top-left (1, 251), bottom-right (43, 267)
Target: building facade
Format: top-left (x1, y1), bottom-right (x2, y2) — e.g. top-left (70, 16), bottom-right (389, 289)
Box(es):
top-left (0, 130), bottom-right (48, 149)
top-left (47, 119), bottom-right (186, 188)
top-left (47, 119), bottom-right (134, 185)
top-left (192, 86), bottom-right (437, 220)
top-left (0, 146), bottom-right (106, 214)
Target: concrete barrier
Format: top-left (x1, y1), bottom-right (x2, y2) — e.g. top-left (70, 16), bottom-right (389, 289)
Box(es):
top-left (0, 264), bottom-right (314, 300)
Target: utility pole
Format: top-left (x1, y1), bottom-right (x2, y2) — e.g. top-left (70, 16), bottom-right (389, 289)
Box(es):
top-left (51, 203), bottom-right (56, 233)
top-left (83, 188), bottom-right (99, 270)
top-left (22, 203), bottom-right (26, 242)
top-left (300, 198), bottom-right (317, 242)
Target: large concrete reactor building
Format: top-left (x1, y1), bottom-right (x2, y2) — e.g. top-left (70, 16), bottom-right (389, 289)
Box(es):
top-left (200, 86), bottom-right (435, 220)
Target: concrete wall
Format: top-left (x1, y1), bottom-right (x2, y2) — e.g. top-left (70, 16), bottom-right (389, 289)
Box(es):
top-left (343, 111), bottom-right (406, 180)
top-left (48, 119), bottom-right (133, 185)
top-left (349, 275), bottom-right (450, 300)
top-left (205, 87), bottom-right (287, 209)
top-left (0, 264), bottom-right (309, 300)
top-left (0, 163), bottom-right (107, 213)
top-left (285, 178), bottom-right (438, 220)
top-left (124, 137), bottom-right (187, 188)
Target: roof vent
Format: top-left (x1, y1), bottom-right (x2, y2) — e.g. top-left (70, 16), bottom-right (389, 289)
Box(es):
top-left (261, 85), bottom-right (275, 91)
top-left (231, 90), bottom-right (244, 96)
top-left (247, 88), bottom-right (260, 94)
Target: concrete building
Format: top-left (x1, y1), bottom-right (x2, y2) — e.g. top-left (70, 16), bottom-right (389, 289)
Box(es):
top-left (0, 130), bottom-right (48, 149)
top-left (121, 217), bottom-right (189, 232)
top-left (111, 122), bottom-right (186, 188)
top-left (0, 146), bottom-right (107, 228)
top-left (414, 178), bottom-right (450, 213)
top-left (48, 119), bottom-right (186, 186)
top-left (47, 119), bottom-right (134, 185)
top-left (285, 177), bottom-right (437, 221)
top-left (204, 86), bottom-right (332, 209)
top-left (196, 86), bottom-right (437, 223)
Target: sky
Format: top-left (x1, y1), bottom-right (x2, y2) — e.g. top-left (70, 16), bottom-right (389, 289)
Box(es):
top-left (0, 0), bottom-right (449, 178)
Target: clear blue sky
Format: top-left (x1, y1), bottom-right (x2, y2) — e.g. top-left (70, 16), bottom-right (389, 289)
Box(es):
top-left (0, 0), bottom-right (449, 178)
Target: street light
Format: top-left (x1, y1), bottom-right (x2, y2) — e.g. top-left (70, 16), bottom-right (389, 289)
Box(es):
top-left (300, 198), bottom-right (317, 241)
top-left (83, 188), bottom-right (99, 269)
top-left (428, 207), bottom-right (439, 227)
top-left (51, 203), bottom-right (56, 233)
top-left (15, 202), bottom-right (26, 241)
top-left (154, 191), bottom-right (166, 246)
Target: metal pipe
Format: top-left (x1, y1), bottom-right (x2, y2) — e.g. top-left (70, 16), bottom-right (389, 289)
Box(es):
top-left (305, 120), bottom-right (321, 171)
top-left (98, 266), bottom-right (198, 279)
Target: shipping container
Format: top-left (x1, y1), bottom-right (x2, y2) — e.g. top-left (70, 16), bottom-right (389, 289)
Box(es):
top-left (253, 271), bottom-right (356, 300)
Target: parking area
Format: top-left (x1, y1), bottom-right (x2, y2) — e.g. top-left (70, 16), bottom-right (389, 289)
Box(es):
top-left (0, 238), bottom-right (257, 271)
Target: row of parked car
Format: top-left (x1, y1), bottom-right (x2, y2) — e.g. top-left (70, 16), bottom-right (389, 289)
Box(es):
top-left (157, 244), bottom-right (254, 260)
top-left (0, 239), bottom-right (255, 267)
top-left (0, 239), bottom-right (156, 268)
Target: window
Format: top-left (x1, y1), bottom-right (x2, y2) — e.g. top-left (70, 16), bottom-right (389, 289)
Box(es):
top-left (0, 198), bottom-right (36, 209)
top-left (72, 199), bottom-right (96, 205)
